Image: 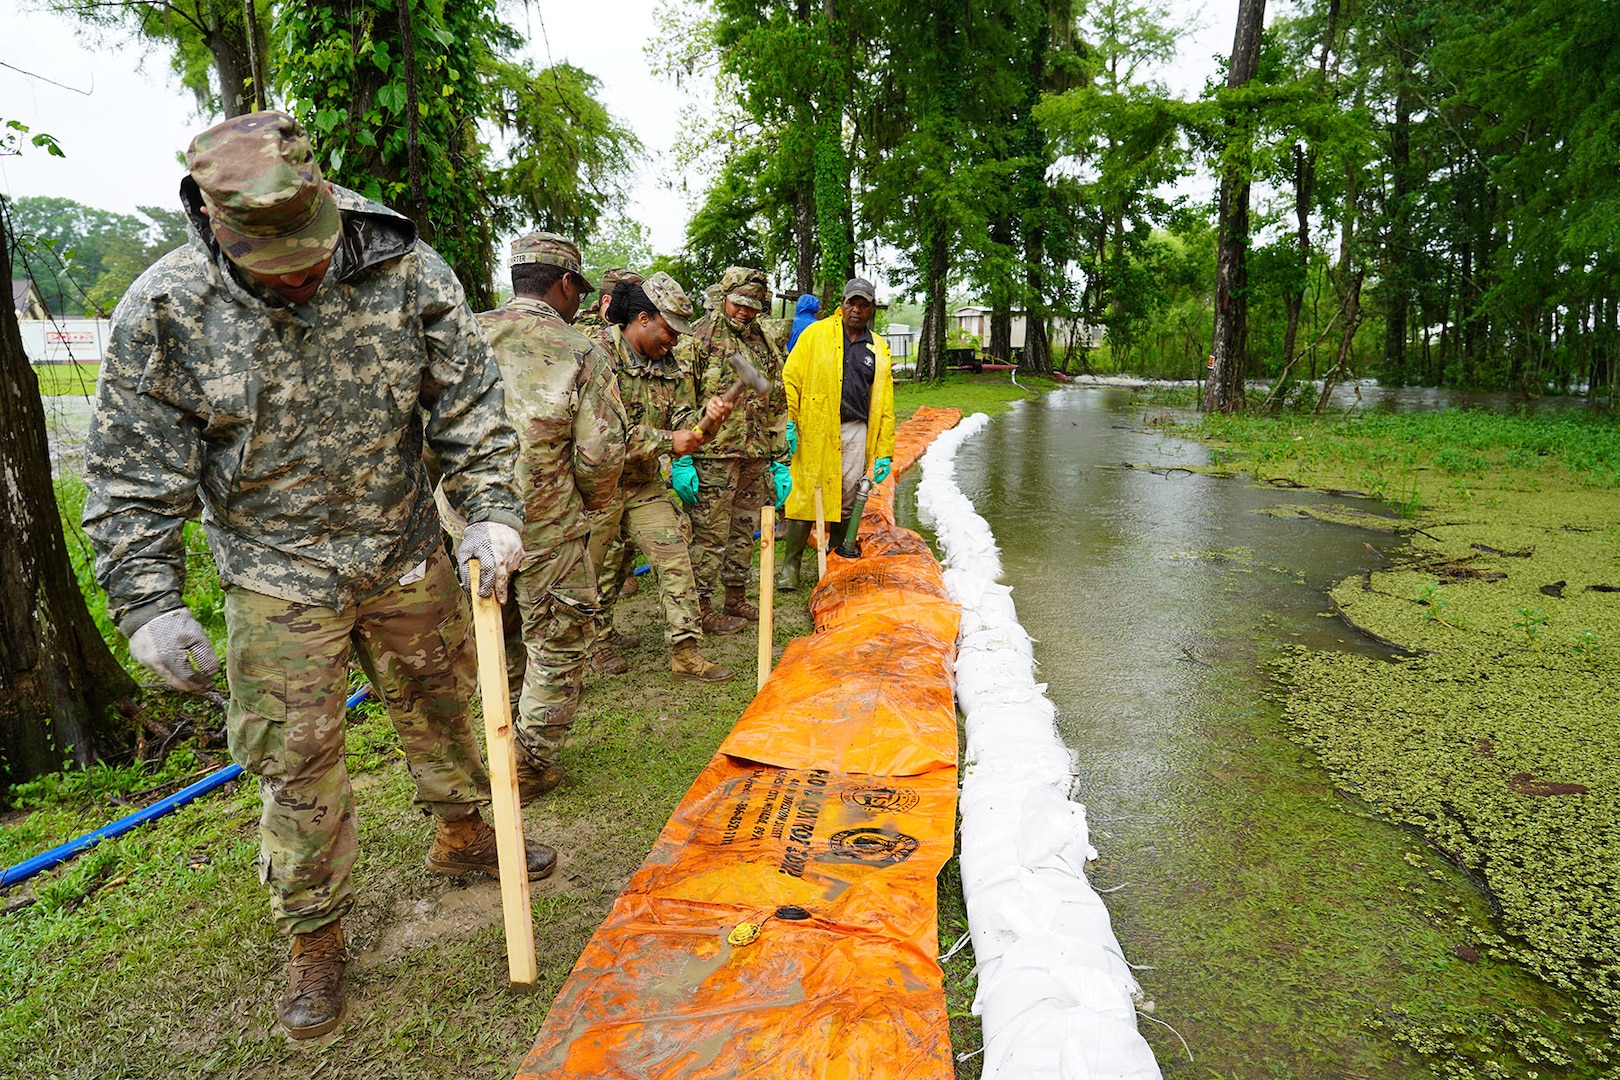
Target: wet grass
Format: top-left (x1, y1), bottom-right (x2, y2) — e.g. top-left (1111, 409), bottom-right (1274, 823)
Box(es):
top-left (1186, 405), bottom-right (1620, 1076)
top-left (30, 362), bottom-right (100, 397)
top-left (1, 558), bottom-right (818, 1078)
top-left (895, 369), bottom-right (1064, 421)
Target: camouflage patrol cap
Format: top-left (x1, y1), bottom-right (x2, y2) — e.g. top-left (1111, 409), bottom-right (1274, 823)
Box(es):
top-left (719, 265), bottom-right (770, 312)
top-left (511, 231), bottom-right (588, 286)
top-left (599, 267), bottom-right (643, 292)
top-left (186, 110), bottom-right (341, 274)
top-left (640, 271), bottom-right (695, 335)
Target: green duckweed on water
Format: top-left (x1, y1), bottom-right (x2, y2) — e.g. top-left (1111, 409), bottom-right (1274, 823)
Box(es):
top-left (1189, 406), bottom-right (1620, 1075)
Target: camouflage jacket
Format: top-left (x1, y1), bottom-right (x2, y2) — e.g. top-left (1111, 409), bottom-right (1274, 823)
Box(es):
top-left (592, 325), bottom-right (699, 488)
top-left (678, 312), bottom-right (787, 459)
top-left (476, 297), bottom-right (626, 563)
top-left (84, 182), bottom-right (522, 637)
top-left (572, 310), bottom-right (607, 336)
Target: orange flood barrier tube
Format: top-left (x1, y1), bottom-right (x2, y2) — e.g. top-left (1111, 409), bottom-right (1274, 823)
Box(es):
top-left (517, 407), bottom-right (965, 1080)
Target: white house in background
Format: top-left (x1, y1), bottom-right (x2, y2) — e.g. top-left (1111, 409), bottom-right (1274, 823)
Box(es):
top-left (12, 279), bottom-right (48, 321)
top-left (949, 306), bottom-right (1103, 352)
top-left (883, 323), bottom-right (914, 360)
top-left (18, 318), bottom-right (112, 364)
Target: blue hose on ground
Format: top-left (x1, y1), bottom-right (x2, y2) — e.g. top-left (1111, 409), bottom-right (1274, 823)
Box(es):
top-left (0, 684), bottom-right (373, 890)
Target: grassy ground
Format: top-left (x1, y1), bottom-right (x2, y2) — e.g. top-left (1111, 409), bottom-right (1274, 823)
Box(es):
top-left (31, 362), bottom-right (100, 397)
top-left (3, 372), bottom-right (1041, 1079)
top-left (1185, 405), bottom-right (1620, 1074)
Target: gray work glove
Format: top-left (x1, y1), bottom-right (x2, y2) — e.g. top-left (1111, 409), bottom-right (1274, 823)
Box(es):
top-left (456, 521), bottom-right (525, 604)
top-left (128, 608), bottom-right (220, 694)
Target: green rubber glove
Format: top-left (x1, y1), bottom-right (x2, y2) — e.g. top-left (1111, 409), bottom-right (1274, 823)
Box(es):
top-left (769, 461), bottom-right (792, 508)
top-left (671, 456), bottom-right (699, 505)
top-left (872, 457), bottom-right (892, 484)
top-left (785, 419), bottom-right (798, 457)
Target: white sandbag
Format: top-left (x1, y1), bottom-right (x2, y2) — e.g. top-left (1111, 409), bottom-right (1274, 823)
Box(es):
top-left (919, 411), bottom-right (1162, 1080)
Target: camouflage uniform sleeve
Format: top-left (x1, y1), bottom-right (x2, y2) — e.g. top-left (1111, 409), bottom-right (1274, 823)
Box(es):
top-left (572, 341), bottom-right (627, 512)
top-left (668, 351), bottom-right (701, 435)
top-left (413, 245), bottom-right (524, 532)
top-left (81, 290), bottom-right (205, 639)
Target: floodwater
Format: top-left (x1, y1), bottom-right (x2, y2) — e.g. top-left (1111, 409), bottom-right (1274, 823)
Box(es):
top-left (897, 384), bottom-right (1594, 1078)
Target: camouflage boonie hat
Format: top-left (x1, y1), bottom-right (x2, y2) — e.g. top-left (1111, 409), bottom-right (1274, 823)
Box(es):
top-left (719, 265), bottom-right (770, 312)
top-left (186, 110), bottom-right (341, 274)
top-left (640, 271), bottom-right (695, 335)
top-left (599, 267), bottom-right (643, 292)
top-left (511, 231), bottom-right (588, 288)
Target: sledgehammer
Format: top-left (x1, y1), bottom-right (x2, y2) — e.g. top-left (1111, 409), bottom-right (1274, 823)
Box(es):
top-left (696, 352), bottom-right (771, 438)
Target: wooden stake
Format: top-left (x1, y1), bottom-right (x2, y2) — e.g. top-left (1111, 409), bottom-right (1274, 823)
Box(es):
top-left (468, 560), bottom-right (537, 992)
top-left (813, 484), bottom-right (828, 582)
top-left (758, 504), bottom-right (774, 690)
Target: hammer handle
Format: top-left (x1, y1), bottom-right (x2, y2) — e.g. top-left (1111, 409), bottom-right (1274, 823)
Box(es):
top-left (697, 382), bottom-right (747, 437)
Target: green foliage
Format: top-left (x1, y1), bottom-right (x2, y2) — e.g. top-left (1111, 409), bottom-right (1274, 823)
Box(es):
top-left (5, 196), bottom-right (186, 316)
top-left (580, 219), bottom-right (654, 288)
top-left (486, 61), bottom-right (642, 242)
top-left (9, 746), bottom-right (204, 810)
top-left (1, 119), bottom-right (64, 158)
top-left (277, 0), bottom-right (518, 305)
top-left (51, 0), bottom-right (270, 117)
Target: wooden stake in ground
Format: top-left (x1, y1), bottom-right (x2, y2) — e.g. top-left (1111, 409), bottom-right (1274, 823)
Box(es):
top-left (758, 504), bottom-right (775, 690)
top-left (467, 560), bottom-right (537, 992)
top-left (813, 484), bottom-right (828, 582)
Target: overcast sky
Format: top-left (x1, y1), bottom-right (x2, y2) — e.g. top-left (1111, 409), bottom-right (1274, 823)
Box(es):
top-left (1, 0), bottom-right (1235, 267)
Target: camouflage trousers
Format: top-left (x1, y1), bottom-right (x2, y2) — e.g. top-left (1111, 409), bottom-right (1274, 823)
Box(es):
top-left (587, 479), bottom-right (702, 646)
top-left (595, 514), bottom-right (642, 595)
top-left (222, 545), bottom-right (488, 935)
top-left (688, 456), bottom-right (767, 601)
top-left (505, 534), bottom-right (599, 761)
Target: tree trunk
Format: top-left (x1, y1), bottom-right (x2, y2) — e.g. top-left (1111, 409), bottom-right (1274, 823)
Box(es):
top-left (1022, 224), bottom-right (1052, 375)
top-left (1280, 142), bottom-right (1314, 370)
top-left (0, 216), bottom-right (139, 792)
top-left (918, 227), bottom-right (950, 382)
top-left (988, 214), bottom-right (1013, 363)
top-left (988, 306), bottom-right (1012, 364)
top-left (1315, 269), bottom-right (1363, 412)
top-left (1203, 0), bottom-right (1266, 414)
top-left (793, 188), bottom-right (816, 296)
top-left (1382, 83), bottom-right (1412, 383)
top-left (205, 14), bottom-right (251, 119)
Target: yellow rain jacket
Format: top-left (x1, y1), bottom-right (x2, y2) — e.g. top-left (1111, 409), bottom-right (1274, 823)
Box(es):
top-left (782, 308), bottom-right (895, 521)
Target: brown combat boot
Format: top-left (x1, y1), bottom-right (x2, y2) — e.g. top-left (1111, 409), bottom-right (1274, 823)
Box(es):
top-left (671, 640), bottom-right (734, 684)
top-left (513, 749), bottom-right (564, 804)
top-left (425, 809), bottom-right (557, 880)
top-left (590, 640), bottom-right (629, 675)
top-left (619, 573), bottom-right (640, 598)
top-left (723, 586), bottom-right (758, 622)
top-left (608, 630), bottom-right (643, 650)
top-left (278, 919), bottom-right (346, 1040)
top-left (699, 597), bottom-right (749, 636)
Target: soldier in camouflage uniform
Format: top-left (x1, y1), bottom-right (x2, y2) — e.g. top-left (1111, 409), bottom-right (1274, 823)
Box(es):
top-left (476, 232), bottom-right (626, 802)
top-left (82, 111), bottom-right (552, 1042)
top-left (573, 266), bottom-right (640, 336)
top-left (678, 266), bottom-right (789, 626)
top-left (574, 268), bottom-right (646, 617)
top-left (586, 274), bottom-right (736, 683)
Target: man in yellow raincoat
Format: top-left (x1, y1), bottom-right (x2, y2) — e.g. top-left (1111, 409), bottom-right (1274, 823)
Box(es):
top-left (776, 277), bottom-right (895, 590)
